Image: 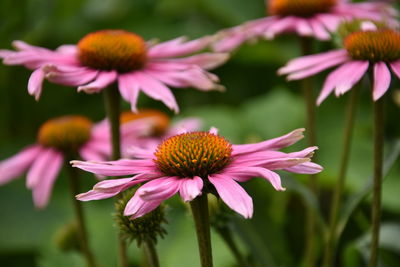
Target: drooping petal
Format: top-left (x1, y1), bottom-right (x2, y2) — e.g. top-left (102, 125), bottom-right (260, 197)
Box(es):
top-left (0, 145), bottom-right (43, 186)
top-left (26, 148), bottom-right (63, 189)
top-left (208, 174), bottom-right (253, 218)
top-left (390, 60), bottom-right (400, 79)
top-left (137, 177), bottom-right (181, 201)
top-left (172, 53), bottom-right (229, 70)
top-left (71, 159), bottom-right (156, 176)
top-left (124, 193), bottom-right (162, 219)
top-left (232, 128), bottom-right (304, 155)
top-left (31, 150), bottom-right (63, 208)
top-left (130, 71), bottom-right (179, 113)
top-left (373, 62), bottom-right (391, 101)
top-left (334, 61), bottom-right (369, 96)
top-left (179, 176), bottom-right (203, 202)
top-left (284, 162), bottom-right (323, 174)
top-left (223, 166), bottom-right (285, 191)
top-left (77, 71), bottom-right (117, 93)
top-left (118, 73), bottom-right (140, 112)
top-left (45, 65), bottom-right (98, 86)
top-left (28, 68), bottom-right (45, 100)
top-left (148, 36), bottom-right (212, 58)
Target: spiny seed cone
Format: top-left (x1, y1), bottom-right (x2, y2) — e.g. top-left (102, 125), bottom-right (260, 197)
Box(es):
top-left (78, 30), bottom-right (147, 72)
top-left (37, 115), bottom-right (92, 153)
top-left (114, 188), bottom-right (167, 246)
top-left (344, 29), bottom-right (400, 62)
top-left (268, 0), bottom-right (336, 17)
top-left (154, 132), bottom-right (232, 178)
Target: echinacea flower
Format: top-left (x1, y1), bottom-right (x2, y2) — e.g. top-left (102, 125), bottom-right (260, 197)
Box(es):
top-left (0, 115), bottom-right (113, 208)
top-left (0, 30), bottom-right (229, 112)
top-left (212, 0), bottom-right (397, 52)
top-left (72, 128), bottom-right (322, 219)
top-left (278, 22), bottom-right (400, 104)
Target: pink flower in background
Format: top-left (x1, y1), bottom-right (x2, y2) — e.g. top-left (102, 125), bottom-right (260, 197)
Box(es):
top-left (0, 30), bottom-right (229, 113)
top-left (0, 115), bottom-right (112, 208)
top-left (278, 23), bottom-right (400, 104)
top-left (73, 128), bottom-right (322, 219)
top-left (213, 0), bottom-right (398, 52)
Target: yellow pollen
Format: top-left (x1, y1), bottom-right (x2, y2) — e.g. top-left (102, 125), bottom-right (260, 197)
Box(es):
top-left (38, 116), bottom-right (92, 152)
top-left (344, 29), bottom-right (400, 62)
top-left (120, 110), bottom-right (170, 136)
top-left (154, 132), bottom-right (232, 178)
top-left (268, 0), bottom-right (336, 17)
top-left (78, 30), bottom-right (147, 72)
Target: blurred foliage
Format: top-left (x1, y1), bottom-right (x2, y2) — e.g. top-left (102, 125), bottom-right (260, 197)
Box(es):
top-left (0, 0), bottom-right (400, 266)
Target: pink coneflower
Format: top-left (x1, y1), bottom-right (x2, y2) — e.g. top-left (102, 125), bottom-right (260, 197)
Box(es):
top-left (0, 115), bottom-right (114, 208)
top-left (213, 0), bottom-right (397, 52)
top-left (72, 128), bottom-right (322, 219)
top-left (0, 30), bottom-right (229, 112)
top-left (278, 23), bottom-right (400, 104)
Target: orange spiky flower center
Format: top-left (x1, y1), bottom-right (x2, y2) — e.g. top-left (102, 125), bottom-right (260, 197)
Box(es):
top-left (78, 30), bottom-right (147, 72)
top-left (120, 110), bottom-right (170, 136)
top-left (268, 0), bottom-right (336, 17)
top-left (38, 116), bottom-right (92, 152)
top-left (154, 132), bottom-right (232, 178)
top-left (344, 29), bottom-right (400, 62)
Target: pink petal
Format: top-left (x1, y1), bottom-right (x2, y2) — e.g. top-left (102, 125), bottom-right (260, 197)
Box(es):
top-left (309, 18), bottom-right (331, 40)
top-left (26, 148), bottom-right (63, 189)
top-left (28, 68), bottom-right (45, 101)
top-left (31, 150), bottom-right (63, 208)
top-left (118, 73), bottom-right (141, 112)
top-left (130, 71), bottom-right (179, 113)
top-left (284, 162), bottom-right (323, 174)
top-left (208, 174), bottom-right (253, 218)
top-left (278, 50), bottom-right (348, 75)
top-left (0, 145), bottom-right (42, 186)
top-left (137, 177), bottom-right (180, 201)
top-left (71, 159), bottom-right (155, 176)
top-left (294, 18), bottom-right (314, 36)
top-left (78, 71), bottom-right (117, 93)
top-left (373, 62), bottom-right (391, 101)
top-left (390, 61), bottom-right (400, 79)
top-left (124, 193), bottom-right (162, 219)
top-left (223, 167), bottom-right (285, 191)
top-left (46, 66), bottom-right (98, 86)
top-left (166, 118), bottom-right (202, 136)
top-left (172, 53), bottom-right (229, 70)
top-left (232, 128), bottom-right (305, 155)
top-left (148, 36), bottom-right (212, 58)
top-left (334, 61), bottom-right (369, 96)
top-left (316, 61), bottom-right (368, 105)
top-left (179, 176), bottom-right (203, 202)
top-left (263, 16), bottom-right (296, 39)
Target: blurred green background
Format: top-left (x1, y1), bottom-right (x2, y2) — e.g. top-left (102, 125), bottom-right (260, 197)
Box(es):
top-left (1, 0), bottom-right (400, 266)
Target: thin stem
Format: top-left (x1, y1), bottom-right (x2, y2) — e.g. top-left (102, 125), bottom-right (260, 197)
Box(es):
top-left (368, 97), bottom-right (384, 267)
top-left (143, 239), bottom-right (160, 267)
top-left (190, 194), bottom-right (213, 267)
top-left (103, 86), bottom-right (127, 267)
top-left (299, 37), bottom-right (318, 267)
top-left (215, 226), bottom-right (249, 267)
top-left (66, 161), bottom-right (97, 267)
top-left (322, 85), bottom-right (359, 267)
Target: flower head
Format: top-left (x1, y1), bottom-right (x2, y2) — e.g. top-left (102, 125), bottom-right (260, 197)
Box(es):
top-left (0, 115), bottom-right (113, 208)
top-left (73, 128), bottom-right (322, 219)
top-left (0, 30), bottom-right (229, 112)
top-left (212, 0), bottom-right (398, 52)
top-left (278, 22), bottom-right (400, 104)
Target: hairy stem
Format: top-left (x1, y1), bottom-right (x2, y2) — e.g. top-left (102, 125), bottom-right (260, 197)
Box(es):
top-left (143, 239), bottom-right (160, 267)
top-left (368, 97), bottom-right (384, 267)
top-left (66, 161), bottom-right (97, 267)
top-left (299, 37), bottom-right (318, 267)
top-left (190, 194), bottom-right (213, 267)
top-left (322, 85), bottom-right (359, 267)
top-left (103, 86), bottom-right (127, 267)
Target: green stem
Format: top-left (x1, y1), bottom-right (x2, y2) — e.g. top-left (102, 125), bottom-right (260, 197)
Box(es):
top-left (215, 226), bottom-right (249, 267)
top-left (368, 97), bottom-right (384, 267)
top-left (66, 161), bottom-right (97, 267)
top-left (322, 85), bottom-right (359, 267)
top-left (143, 239), bottom-right (160, 267)
top-left (299, 37), bottom-right (318, 267)
top-left (190, 194), bottom-right (213, 267)
top-left (103, 86), bottom-right (127, 267)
